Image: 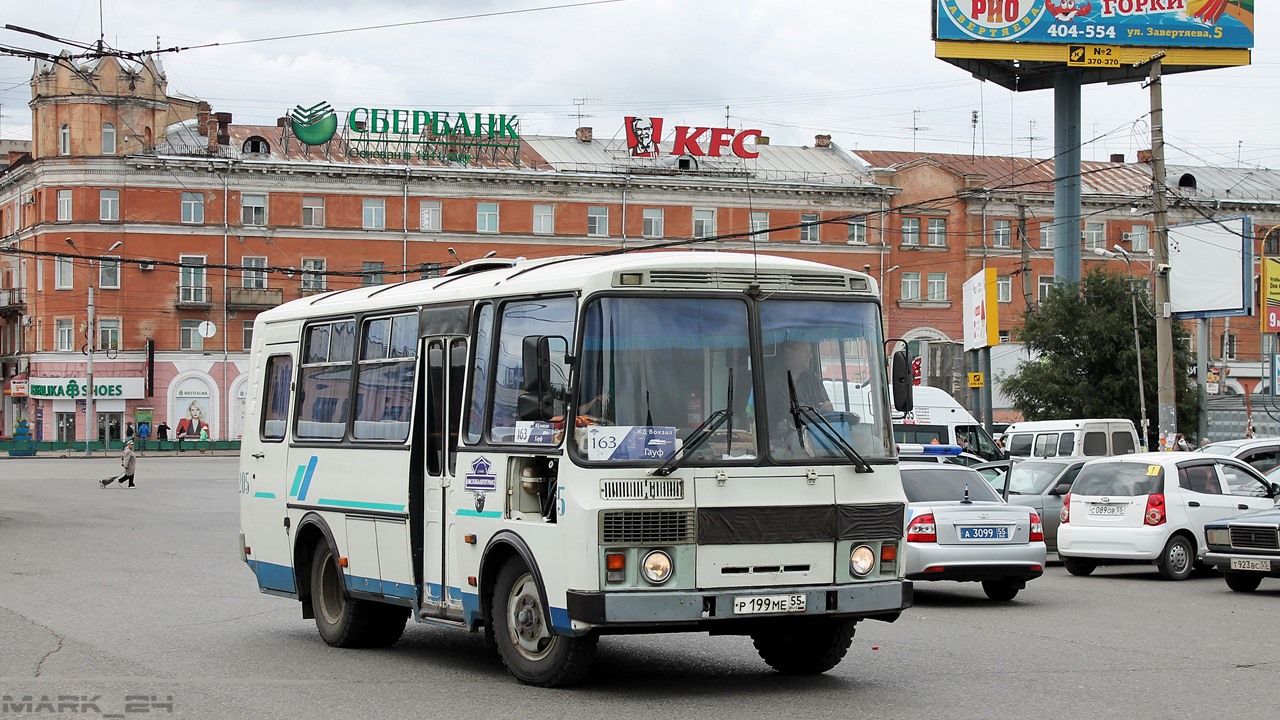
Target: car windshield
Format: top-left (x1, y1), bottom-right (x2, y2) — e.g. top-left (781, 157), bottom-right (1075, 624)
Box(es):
top-left (1071, 462), bottom-right (1165, 496)
top-left (901, 467), bottom-right (1003, 503)
top-left (1005, 461), bottom-right (1074, 494)
top-left (573, 295), bottom-right (892, 466)
top-left (1199, 444), bottom-right (1241, 456)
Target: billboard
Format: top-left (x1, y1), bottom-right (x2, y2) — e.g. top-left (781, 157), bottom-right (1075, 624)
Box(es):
top-left (962, 268), bottom-right (1000, 351)
top-left (935, 0), bottom-right (1255, 49)
top-left (1168, 216), bottom-right (1253, 318)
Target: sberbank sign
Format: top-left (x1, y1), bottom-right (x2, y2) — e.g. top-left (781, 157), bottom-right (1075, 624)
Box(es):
top-left (346, 108), bottom-right (519, 139)
top-left (288, 101), bottom-right (520, 164)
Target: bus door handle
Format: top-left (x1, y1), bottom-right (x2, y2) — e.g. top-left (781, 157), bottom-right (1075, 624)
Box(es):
top-left (1187, 501), bottom-right (1200, 507)
top-left (252, 452), bottom-right (265, 459)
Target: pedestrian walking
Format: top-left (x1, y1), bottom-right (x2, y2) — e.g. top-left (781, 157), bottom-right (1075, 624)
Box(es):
top-left (101, 439), bottom-right (137, 488)
top-left (125, 422), bottom-right (135, 444)
top-left (137, 421), bottom-right (150, 452)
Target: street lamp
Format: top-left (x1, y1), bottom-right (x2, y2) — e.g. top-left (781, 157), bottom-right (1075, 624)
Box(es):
top-left (1095, 246), bottom-right (1149, 450)
top-left (65, 237), bottom-right (122, 456)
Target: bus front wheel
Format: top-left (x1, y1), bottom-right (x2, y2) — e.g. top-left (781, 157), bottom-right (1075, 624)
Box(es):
top-left (751, 618), bottom-right (856, 674)
top-left (491, 559), bottom-right (597, 687)
top-left (310, 542), bottom-right (409, 648)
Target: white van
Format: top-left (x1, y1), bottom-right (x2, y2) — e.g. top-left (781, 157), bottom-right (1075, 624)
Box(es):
top-left (1002, 418), bottom-right (1140, 459)
top-left (889, 385), bottom-right (1005, 462)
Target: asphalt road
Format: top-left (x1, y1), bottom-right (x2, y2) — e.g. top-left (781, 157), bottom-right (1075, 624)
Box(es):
top-left (1, 456), bottom-right (1277, 720)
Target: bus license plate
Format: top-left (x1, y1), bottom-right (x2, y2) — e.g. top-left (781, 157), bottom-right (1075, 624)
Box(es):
top-left (732, 594), bottom-right (806, 615)
top-left (960, 526), bottom-right (1009, 540)
top-left (1230, 558), bottom-right (1272, 572)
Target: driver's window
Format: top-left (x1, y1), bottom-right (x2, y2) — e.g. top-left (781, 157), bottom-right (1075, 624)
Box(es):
top-left (489, 296), bottom-right (576, 443)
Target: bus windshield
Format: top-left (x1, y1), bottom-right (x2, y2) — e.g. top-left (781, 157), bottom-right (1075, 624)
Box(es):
top-left (574, 295), bottom-right (892, 466)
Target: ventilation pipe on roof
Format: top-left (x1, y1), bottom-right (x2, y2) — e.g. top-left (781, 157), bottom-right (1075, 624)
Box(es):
top-left (815, 134), bottom-right (832, 148)
top-left (575, 127), bottom-right (593, 143)
top-left (197, 102), bottom-right (211, 137)
top-left (1110, 153), bottom-right (1125, 163)
top-left (755, 136), bottom-right (769, 145)
top-left (215, 112), bottom-right (232, 146)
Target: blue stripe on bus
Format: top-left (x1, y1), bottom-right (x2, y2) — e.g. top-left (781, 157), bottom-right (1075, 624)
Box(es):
top-left (247, 559), bottom-right (297, 594)
top-left (289, 463), bottom-right (306, 498)
top-left (296, 456), bottom-right (319, 501)
top-left (316, 498), bottom-right (407, 513)
top-left (456, 509), bottom-right (502, 518)
top-left (253, 491), bottom-right (277, 499)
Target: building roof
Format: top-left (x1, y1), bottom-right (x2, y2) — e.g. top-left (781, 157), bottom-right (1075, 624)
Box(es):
top-left (1165, 165), bottom-right (1280, 205)
top-left (852, 150), bottom-right (1153, 196)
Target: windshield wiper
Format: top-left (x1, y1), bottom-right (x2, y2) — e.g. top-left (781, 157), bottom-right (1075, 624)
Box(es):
top-left (653, 371), bottom-right (734, 477)
top-left (787, 372), bottom-right (873, 474)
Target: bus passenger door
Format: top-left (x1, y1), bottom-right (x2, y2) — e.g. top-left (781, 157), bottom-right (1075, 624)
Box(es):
top-left (421, 337), bottom-right (468, 613)
top-left (243, 344), bottom-right (298, 594)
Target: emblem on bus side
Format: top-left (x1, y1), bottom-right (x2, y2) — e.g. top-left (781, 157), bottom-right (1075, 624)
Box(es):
top-left (465, 457), bottom-right (497, 513)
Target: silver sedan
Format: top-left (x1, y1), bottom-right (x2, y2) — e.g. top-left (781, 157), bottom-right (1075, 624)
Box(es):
top-left (901, 463), bottom-right (1048, 601)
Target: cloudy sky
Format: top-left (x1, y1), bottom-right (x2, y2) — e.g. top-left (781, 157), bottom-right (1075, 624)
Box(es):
top-left (1, 0), bottom-right (1276, 167)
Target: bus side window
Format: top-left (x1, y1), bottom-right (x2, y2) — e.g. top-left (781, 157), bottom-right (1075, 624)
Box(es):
top-left (448, 339), bottom-right (468, 474)
top-left (466, 304), bottom-right (494, 444)
top-left (261, 354), bottom-right (293, 441)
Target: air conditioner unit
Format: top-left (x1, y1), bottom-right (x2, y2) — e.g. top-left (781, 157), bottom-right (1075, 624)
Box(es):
top-left (1121, 233), bottom-right (1132, 241)
top-left (139, 261), bottom-right (155, 271)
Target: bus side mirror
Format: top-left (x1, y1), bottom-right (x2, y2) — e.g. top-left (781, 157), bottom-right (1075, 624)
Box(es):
top-left (518, 336), bottom-right (568, 421)
top-left (891, 350), bottom-right (913, 413)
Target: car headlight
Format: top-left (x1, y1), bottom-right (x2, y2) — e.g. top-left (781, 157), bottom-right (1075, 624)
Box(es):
top-left (1206, 528), bottom-right (1229, 547)
top-left (850, 545), bottom-right (876, 577)
top-left (640, 550), bottom-right (673, 585)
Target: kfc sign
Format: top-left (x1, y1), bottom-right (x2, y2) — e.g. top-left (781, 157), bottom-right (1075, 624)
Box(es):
top-left (626, 116), bottom-right (764, 159)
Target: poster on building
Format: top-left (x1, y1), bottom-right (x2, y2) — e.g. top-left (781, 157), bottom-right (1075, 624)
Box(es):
top-left (173, 377), bottom-right (213, 440)
top-left (1262, 257), bottom-right (1280, 333)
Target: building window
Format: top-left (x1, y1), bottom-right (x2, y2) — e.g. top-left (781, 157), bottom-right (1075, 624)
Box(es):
top-left (242, 256), bottom-right (267, 289)
top-left (901, 272), bottom-right (921, 301)
top-left (242, 193), bottom-right (267, 226)
top-left (927, 218), bottom-right (947, 247)
top-left (1084, 221), bottom-right (1105, 251)
top-left (98, 319), bottom-right (120, 350)
top-left (927, 272), bottom-right (947, 301)
top-left (302, 258), bottom-right (326, 291)
top-left (693, 209), bottom-right (716, 239)
top-left (102, 123), bottom-right (116, 154)
top-left (1038, 275), bottom-right (1054, 302)
top-left (181, 192), bottom-right (204, 224)
top-left (100, 190), bottom-right (120, 221)
top-left (418, 263), bottom-right (442, 279)
top-left (55, 256), bottom-right (73, 289)
top-left (99, 256), bottom-right (121, 289)
top-left (362, 261), bottom-right (385, 286)
top-left (800, 213), bottom-right (821, 243)
top-left (179, 255), bottom-right (207, 303)
top-left (999, 330), bottom-right (1012, 343)
top-left (302, 196), bottom-right (325, 228)
top-left (643, 208), bottom-right (665, 239)
top-left (180, 320), bottom-right (203, 351)
top-left (57, 190), bottom-right (72, 222)
top-left (847, 218), bottom-right (867, 244)
top-left (993, 219), bottom-right (1012, 248)
top-left (902, 217), bottom-right (920, 246)
top-left (587, 206), bottom-right (609, 237)
top-left (1040, 223), bottom-right (1055, 250)
top-left (476, 202), bottom-right (499, 233)
top-left (1129, 225), bottom-right (1150, 253)
top-left (56, 319), bottom-right (74, 351)
top-left (749, 211), bottom-right (769, 241)
top-left (59, 125), bottom-right (70, 155)
top-left (243, 320), bottom-right (254, 350)
top-left (997, 275), bottom-right (1012, 303)
top-left (533, 204), bottom-right (555, 235)
top-left (419, 200), bottom-right (441, 232)
top-left (362, 198), bottom-right (386, 230)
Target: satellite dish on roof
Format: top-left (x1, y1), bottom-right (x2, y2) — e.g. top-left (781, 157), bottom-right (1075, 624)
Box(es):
top-left (197, 321), bottom-right (217, 339)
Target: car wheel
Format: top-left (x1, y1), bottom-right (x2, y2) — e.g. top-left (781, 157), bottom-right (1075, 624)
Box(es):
top-left (751, 619), bottom-right (857, 675)
top-left (491, 559), bottom-right (597, 687)
top-left (310, 542), bottom-right (409, 648)
top-left (981, 579), bottom-right (1020, 601)
top-left (1156, 535), bottom-right (1194, 581)
top-left (1062, 557), bottom-right (1096, 576)
top-left (1224, 571), bottom-right (1263, 593)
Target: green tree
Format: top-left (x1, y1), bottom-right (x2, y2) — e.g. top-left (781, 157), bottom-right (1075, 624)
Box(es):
top-left (1001, 267), bottom-right (1200, 447)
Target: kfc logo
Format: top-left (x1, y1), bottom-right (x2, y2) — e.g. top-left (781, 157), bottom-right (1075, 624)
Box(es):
top-left (625, 116), bottom-right (764, 160)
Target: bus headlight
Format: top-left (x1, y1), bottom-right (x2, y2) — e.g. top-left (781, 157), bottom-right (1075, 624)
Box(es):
top-left (849, 545), bottom-right (875, 577)
top-left (640, 550), bottom-right (673, 585)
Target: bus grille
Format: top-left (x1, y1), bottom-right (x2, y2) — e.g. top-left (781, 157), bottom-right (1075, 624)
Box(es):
top-left (601, 510), bottom-right (696, 544)
top-left (643, 270), bottom-right (852, 293)
top-left (1230, 526), bottom-right (1280, 550)
top-left (600, 478), bottom-right (685, 501)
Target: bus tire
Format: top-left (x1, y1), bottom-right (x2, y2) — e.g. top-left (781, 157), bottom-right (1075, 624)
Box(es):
top-left (310, 542), bottom-right (409, 648)
top-left (751, 618), bottom-right (856, 675)
top-left (491, 559), bottom-right (596, 687)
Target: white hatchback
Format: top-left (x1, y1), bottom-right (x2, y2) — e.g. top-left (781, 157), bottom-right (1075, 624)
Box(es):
top-left (1057, 452), bottom-right (1280, 580)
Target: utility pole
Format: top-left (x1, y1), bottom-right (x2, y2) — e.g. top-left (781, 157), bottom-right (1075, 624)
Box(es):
top-left (86, 283), bottom-right (96, 456)
top-left (1147, 55), bottom-right (1178, 447)
top-left (1018, 198), bottom-right (1032, 309)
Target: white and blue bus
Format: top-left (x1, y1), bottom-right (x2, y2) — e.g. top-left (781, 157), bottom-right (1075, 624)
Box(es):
top-left (238, 251), bottom-right (915, 686)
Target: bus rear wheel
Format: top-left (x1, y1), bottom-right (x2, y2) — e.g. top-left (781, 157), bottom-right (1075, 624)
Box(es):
top-left (751, 618), bottom-right (856, 675)
top-left (491, 559), bottom-right (596, 687)
top-left (310, 542), bottom-right (409, 648)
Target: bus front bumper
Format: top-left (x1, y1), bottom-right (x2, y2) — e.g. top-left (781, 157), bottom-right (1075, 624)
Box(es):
top-left (565, 579), bottom-right (911, 628)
